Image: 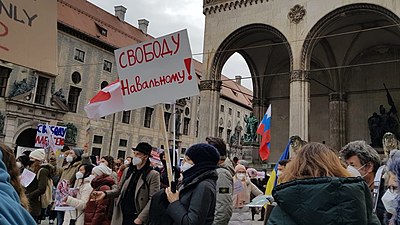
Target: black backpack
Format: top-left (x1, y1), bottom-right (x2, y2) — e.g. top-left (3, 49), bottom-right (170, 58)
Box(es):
top-left (148, 189), bottom-right (174, 225)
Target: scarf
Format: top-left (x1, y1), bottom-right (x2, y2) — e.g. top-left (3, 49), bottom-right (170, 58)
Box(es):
top-left (182, 162), bottom-right (216, 186)
top-left (233, 176), bottom-right (250, 208)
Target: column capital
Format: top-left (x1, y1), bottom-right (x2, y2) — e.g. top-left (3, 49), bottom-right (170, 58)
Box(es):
top-left (290, 70), bottom-right (310, 83)
top-left (199, 80), bottom-right (222, 92)
top-left (329, 92), bottom-right (347, 102)
top-left (252, 98), bottom-right (269, 107)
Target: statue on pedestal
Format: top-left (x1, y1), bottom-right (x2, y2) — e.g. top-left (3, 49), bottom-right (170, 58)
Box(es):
top-left (243, 113), bottom-right (258, 143)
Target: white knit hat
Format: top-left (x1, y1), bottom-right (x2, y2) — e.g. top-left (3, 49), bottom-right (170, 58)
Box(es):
top-left (92, 164), bottom-right (112, 176)
top-left (30, 149), bottom-right (45, 162)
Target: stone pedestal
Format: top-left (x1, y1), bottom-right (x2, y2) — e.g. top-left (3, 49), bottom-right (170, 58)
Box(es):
top-left (242, 143), bottom-right (263, 168)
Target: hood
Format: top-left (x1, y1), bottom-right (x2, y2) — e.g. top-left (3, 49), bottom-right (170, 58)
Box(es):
top-left (91, 174), bottom-right (115, 189)
top-left (273, 177), bottom-right (371, 225)
top-left (220, 158), bottom-right (235, 176)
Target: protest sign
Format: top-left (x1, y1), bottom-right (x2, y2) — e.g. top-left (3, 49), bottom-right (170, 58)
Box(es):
top-left (115, 29), bottom-right (199, 110)
top-left (20, 169), bottom-right (36, 188)
top-left (246, 195), bottom-right (274, 208)
top-left (35, 124), bottom-right (66, 150)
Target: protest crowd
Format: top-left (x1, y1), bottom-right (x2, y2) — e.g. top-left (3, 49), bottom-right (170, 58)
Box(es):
top-left (2, 131), bottom-right (400, 225)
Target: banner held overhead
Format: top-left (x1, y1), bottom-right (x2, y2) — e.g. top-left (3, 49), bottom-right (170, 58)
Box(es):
top-left (115, 29), bottom-right (199, 110)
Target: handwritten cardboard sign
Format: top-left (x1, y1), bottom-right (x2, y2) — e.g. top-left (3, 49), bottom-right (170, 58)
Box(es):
top-left (115, 29), bottom-right (199, 110)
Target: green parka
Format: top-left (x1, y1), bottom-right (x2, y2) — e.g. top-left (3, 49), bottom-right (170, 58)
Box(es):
top-left (267, 177), bottom-right (381, 225)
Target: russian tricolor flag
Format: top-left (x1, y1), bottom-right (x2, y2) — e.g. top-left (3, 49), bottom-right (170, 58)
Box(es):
top-left (256, 105), bottom-right (271, 160)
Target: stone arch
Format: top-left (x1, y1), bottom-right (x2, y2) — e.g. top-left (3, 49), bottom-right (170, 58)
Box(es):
top-left (301, 3), bottom-right (400, 71)
top-left (300, 3), bottom-right (400, 149)
top-left (13, 121), bottom-right (38, 147)
top-left (210, 23), bottom-right (293, 82)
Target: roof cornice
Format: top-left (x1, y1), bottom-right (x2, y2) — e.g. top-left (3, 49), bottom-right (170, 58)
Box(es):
top-left (203, 0), bottom-right (268, 15)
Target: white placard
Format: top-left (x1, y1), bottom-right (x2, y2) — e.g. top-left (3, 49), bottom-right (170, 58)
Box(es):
top-left (20, 169), bottom-right (36, 188)
top-left (115, 29), bottom-right (199, 110)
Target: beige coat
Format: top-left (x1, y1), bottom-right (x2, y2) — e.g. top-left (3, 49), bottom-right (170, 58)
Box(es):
top-left (106, 167), bottom-right (160, 225)
top-left (63, 176), bottom-right (94, 225)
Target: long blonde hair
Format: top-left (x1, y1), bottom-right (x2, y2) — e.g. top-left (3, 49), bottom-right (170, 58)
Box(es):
top-left (281, 142), bottom-right (350, 183)
top-left (0, 143), bottom-right (30, 210)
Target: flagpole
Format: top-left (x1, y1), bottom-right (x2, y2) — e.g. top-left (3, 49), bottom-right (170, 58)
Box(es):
top-left (108, 113), bottom-right (116, 156)
top-left (172, 103), bottom-right (176, 169)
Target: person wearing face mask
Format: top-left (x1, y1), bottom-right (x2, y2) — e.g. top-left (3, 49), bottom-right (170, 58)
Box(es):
top-left (25, 149), bottom-right (53, 222)
top-left (91, 142), bottom-right (160, 225)
top-left (380, 171), bottom-right (397, 224)
top-left (340, 141), bottom-right (385, 224)
top-left (84, 164), bottom-right (115, 225)
top-left (267, 142), bottom-right (380, 225)
top-left (162, 143), bottom-right (220, 225)
top-left (56, 147), bottom-right (91, 225)
top-left (117, 157), bottom-right (132, 183)
top-left (99, 155), bottom-right (118, 184)
top-left (229, 164), bottom-right (262, 225)
top-left (62, 164), bottom-right (94, 225)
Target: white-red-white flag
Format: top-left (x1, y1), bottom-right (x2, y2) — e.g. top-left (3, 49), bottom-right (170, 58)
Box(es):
top-left (84, 80), bottom-right (124, 119)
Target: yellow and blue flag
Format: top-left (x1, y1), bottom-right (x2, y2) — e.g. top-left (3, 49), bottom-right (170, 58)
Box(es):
top-left (265, 139), bottom-right (290, 195)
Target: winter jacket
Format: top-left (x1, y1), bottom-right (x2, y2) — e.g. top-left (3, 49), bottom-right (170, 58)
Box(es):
top-left (25, 164), bottom-right (52, 216)
top-left (105, 167), bottom-right (160, 225)
top-left (0, 151), bottom-right (36, 225)
top-left (167, 170), bottom-right (218, 225)
top-left (267, 177), bottom-right (381, 225)
top-left (62, 176), bottom-right (94, 225)
top-left (214, 158), bottom-right (235, 225)
top-left (229, 176), bottom-right (263, 225)
top-left (60, 155), bottom-right (91, 187)
top-left (84, 175), bottom-right (115, 225)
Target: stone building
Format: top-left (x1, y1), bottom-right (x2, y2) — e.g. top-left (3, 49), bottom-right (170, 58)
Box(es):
top-left (0, 0), bottom-right (252, 159)
top-left (199, 0), bottom-right (400, 162)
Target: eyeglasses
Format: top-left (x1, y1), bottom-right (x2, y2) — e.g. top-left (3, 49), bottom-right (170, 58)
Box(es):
top-left (387, 185), bottom-right (399, 193)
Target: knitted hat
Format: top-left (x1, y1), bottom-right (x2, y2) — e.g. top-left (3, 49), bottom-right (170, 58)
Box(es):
top-left (235, 164), bottom-right (246, 173)
top-left (30, 149), bottom-right (45, 162)
top-left (92, 164), bottom-right (112, 176)
top-left (184, 143), bottom-right (220, 165)
top-left (246, 168), bottom-right (258, 178)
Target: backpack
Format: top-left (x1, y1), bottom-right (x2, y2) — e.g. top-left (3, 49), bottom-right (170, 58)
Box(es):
top-left (38, 168), bottom-right (53, 208)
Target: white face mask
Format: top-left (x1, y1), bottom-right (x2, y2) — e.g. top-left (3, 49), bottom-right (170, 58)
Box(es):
top-left (237, 173), bottom-right (246, 181)
top-left (99, 162), bottom-right (107, 167)
top-left (277, 170), bottom-right (282, 176)
top-left (75, 171), bottom-right (84, 180)
top-left (181, 162), bottom-right (193, 172)
top-left (124, 160), bottom-right (130, 165)
top-left (132, 156), bottom-right (143, 166)
top-left (382, 189), bottom-right (398, 215)
top-left (66, 155), bottom-right (74, 163)
top-left (16, 162), bottom-right (22, 168)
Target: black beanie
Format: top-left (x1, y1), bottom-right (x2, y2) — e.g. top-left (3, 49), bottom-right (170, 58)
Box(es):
top-left (184, 143), bottom-right (220, 165)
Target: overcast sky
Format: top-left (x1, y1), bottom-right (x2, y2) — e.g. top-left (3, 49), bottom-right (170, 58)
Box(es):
top-left (88, 0), bottom-right (253, 90)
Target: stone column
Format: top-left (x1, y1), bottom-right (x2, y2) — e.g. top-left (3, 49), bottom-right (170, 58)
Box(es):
top-left (289, 70), bottom-right (310, 141)
top-left (198, 79), bottom-right (222, 142)
top-left (329, 92), bottom-right (347, 151)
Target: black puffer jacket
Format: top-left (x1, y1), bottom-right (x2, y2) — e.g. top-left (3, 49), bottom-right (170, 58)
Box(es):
top-left (267, 177), bottom-right (380, 225)
top-left (167, 170), bottom-right (218, 225)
